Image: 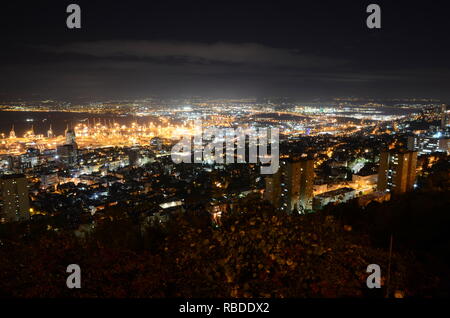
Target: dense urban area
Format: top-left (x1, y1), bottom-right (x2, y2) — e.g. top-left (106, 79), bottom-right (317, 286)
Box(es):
top-left (0, 97), bottom-right (449, 297)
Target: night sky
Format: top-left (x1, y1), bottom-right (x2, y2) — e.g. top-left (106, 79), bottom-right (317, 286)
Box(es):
top-left (1, 0), bottom-right (449, 101)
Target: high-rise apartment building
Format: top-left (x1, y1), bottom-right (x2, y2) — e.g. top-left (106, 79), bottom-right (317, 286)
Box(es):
top-left (377, 150), bottom-right (417, 195)
top-left (66, 129), bottom-right (77, 147)
top-left (265, 157), bottom-right (314, 213)
top-left (0, 174), bottom-right (31, 223)
top-left (407, 135), bottom-right (449, 154)
top-left (57, 128), bottom-right (78, 165)
top-left (441, 104), bottom-right (447, 129)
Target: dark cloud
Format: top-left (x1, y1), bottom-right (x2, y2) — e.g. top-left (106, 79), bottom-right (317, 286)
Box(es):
top-left (42, 41), bottom-right (348, 68)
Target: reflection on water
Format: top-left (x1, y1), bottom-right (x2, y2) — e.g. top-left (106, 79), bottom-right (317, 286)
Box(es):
top-left (0, 111), bottom-right (159, 137)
